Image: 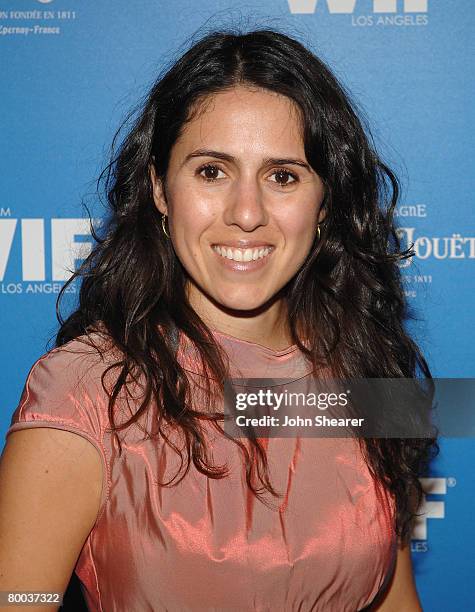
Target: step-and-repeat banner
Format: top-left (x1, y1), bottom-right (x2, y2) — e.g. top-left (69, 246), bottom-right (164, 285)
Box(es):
top-left (1, 1), bottom-right (473, 609)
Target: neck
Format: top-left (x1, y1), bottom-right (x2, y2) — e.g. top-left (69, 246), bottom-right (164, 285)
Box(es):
top-left (210, 315), bottom-right (293, 351)
top-left (186, 285), bottom-right (293, 351)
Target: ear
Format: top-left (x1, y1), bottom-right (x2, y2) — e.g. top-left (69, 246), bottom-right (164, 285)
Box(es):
top-left (317, 202), bottom-right (327, 225)
top-left (317, 180), bottom-right (328, 225)
top-left (149, 163), bottom-right (168, 215)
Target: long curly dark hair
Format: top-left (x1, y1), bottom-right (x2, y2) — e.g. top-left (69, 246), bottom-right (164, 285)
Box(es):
top-left (55, 28), bottom-right (438, 546)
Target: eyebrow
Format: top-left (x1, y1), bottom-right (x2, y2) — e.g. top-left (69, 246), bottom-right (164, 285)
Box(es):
top-left (182, 149), bottom-right (312, 172)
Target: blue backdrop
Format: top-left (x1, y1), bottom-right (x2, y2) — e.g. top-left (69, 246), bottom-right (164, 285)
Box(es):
top-left (1, 1), bottom-right (474, 609)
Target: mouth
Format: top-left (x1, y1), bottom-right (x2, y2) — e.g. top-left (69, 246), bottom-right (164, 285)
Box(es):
top-left (211, 244), bottom-right (275, 272)
top-left (212, 244), bottom-right (274, 261)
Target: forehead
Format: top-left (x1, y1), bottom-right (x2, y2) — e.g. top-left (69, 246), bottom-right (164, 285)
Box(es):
top-left (173, 86), bottom-right (304, 156)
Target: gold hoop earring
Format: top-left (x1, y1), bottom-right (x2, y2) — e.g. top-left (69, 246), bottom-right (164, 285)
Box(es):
top-left (316, 223), bottom-right (321, 241)
top-left (161, 213), bottom-right (170, 239)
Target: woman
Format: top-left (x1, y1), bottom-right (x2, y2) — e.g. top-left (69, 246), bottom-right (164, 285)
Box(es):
top-left (0, 29), bottom-right (437, 611)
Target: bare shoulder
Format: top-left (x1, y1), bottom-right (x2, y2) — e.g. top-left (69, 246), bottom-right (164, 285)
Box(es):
top-left (0, 427), bottom-right (103, 611)
top-left (0, 328), bottom-right (119, 610)
top-left (369, 542), bottom-right (423, 612)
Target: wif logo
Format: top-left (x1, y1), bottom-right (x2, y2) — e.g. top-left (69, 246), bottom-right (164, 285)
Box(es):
top-left (412, 477), bottom-right (448, 542)
top-left (288, 0), bottom-right (428, 14)
top-left (0, 218), bottom-right (94, 283)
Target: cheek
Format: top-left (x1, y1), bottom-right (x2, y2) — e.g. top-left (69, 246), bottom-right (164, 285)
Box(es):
top-left (279, 204), bottom-right (319, 244)
top-left (169, 190), bottom-right (217, 255)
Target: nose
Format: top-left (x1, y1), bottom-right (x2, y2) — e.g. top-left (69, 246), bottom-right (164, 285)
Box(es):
top-left (222, 175), bottom-right (269, 231)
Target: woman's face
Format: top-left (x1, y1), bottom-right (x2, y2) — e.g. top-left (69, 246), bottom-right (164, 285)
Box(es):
top-left (151, 85), bottom-right (326, 322)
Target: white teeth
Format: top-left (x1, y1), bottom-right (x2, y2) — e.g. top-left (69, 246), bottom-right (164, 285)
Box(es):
top-left (213, 246), bottom-right (272, 262)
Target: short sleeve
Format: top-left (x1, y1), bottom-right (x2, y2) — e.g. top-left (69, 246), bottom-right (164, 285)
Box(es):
top-left (5, 339), bottom-right (110, 524)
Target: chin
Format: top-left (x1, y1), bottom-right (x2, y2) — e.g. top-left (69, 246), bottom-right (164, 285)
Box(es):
top-left (213, 290), bottom-right (271, 313)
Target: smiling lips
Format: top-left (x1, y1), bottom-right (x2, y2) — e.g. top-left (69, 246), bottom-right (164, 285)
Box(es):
top-left (212, 245), bottom-right (274, 262)
top-left (211, 243), bottom-right (275, 271)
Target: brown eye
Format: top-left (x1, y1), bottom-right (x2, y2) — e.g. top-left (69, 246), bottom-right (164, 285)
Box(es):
top-left (271, 169), bottom-right (298, 187)
top-left (198, 164), bottom-right (224, 182)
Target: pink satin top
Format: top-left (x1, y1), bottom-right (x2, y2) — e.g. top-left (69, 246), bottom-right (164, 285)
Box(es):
top-left (6, 329), bottom-right (397, 612)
